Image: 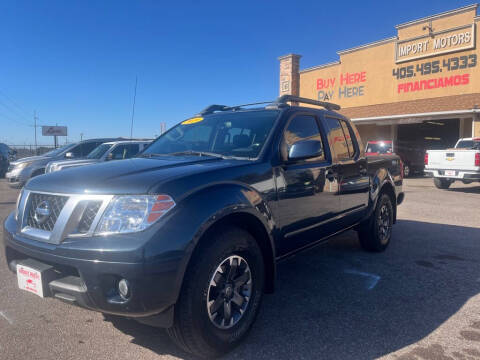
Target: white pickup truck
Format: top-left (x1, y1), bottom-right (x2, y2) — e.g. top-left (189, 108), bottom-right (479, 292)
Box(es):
top-left (425, 138), bottom-right (480, 189)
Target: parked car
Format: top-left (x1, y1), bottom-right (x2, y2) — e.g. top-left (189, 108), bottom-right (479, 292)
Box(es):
top-left (5, 138), bottom-right (120, 188)
top-left (46, 140), bottom-right (152, 173)
top-left (424, 137), bottom-right (480, 189)
top-left (3, 96), bottom-right (404, 358)
top-left (365, 140), bottom-right (424, 177)
top-left (0, 143), bottom-right (16, 178)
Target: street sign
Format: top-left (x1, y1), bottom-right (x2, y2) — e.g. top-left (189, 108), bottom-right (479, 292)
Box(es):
top-left (42, 126), bottom-right (67, 136)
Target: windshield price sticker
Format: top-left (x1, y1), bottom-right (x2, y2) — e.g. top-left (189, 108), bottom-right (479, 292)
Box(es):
top-left (182, 117), bottom-right (204, 125)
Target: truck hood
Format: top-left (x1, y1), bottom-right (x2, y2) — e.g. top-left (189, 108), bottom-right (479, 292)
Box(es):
top-left (26, 156), bottom-right (250, 195)
top-left (53, 159), bottom-right (100, 168)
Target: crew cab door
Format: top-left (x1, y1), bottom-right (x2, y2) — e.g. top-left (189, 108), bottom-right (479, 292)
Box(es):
top-left (274, 113), bottom-right (341, 256)
top-left (324, 117), bottom-right (369, 221)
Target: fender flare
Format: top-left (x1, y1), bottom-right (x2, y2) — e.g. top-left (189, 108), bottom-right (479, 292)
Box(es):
top-left (367, 168), bottom-right (397, 221)
top-left (169, 183), bottom-right (277, 302)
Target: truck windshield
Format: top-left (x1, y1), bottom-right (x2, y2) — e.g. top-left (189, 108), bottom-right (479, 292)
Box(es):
top-left (43, 143), bottom-right (75, 157)
top-left (366, 142), bottom-right (393, 154)
top-left (87, 143), bottom-right (111, 159)
top-left (143, 110), bottom-right (279, 159)
top-left (456, 140), bottom-right (480, 149)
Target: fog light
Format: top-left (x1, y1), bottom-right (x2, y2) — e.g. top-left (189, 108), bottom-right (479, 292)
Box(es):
top-left (118, 279), bottom-right (130, 299)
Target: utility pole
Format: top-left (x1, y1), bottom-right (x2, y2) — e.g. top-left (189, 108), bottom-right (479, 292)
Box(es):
top-left (54, 122), bottom-right (58, 148)
top-left (130, 76), bottom-right (138, 139)
top-left (80, 132), bottom-right (83, 141)
top-left (34, 110), bottom-right (38, 155)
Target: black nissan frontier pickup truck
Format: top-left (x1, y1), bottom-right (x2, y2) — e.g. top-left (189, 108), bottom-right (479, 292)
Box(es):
top-left (3, 96), bottom-right (404, 358)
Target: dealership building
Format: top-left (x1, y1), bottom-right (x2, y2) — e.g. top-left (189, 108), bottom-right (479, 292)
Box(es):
top-left (278, 4), bottom-right (480, 152)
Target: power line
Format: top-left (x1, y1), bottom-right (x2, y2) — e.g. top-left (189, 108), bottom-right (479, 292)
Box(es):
top-left (0, 110), bottom-right (31, 127)
top-left (0, 89), bottom-right (31, 119)
top-left (0, 98), bottom-right (31, 123)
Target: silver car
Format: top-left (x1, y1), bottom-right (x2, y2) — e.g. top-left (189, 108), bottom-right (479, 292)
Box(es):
top-left (46, 140), bottom-right (152, 173)
top-left (6, 138), bottom-right (118, 188)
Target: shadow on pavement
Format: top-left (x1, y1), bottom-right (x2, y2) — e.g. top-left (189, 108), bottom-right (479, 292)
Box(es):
top-left (447, 185), bottom-right (480, 194)
top-left (105, 219), bottom-right (480, 359)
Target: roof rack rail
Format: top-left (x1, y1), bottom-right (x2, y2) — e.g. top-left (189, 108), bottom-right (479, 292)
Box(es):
top-left (198, 101), bottom-right (283, 115)
top-left (276, 95), bottom-right (341, 111)
top-left (198, 104), bottom-right (230, 115)
top-left (197, 96), bottom-right (340, 115)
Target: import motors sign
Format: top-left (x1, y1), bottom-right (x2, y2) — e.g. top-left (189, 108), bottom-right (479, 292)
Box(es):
top-left (42, 126), bottom-right (67, 136)
top-left (395, 24), bottom-right (476, 63)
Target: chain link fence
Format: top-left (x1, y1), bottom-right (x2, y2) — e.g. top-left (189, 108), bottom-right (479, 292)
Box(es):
top-left (9, 145), bottom-right (57, 159)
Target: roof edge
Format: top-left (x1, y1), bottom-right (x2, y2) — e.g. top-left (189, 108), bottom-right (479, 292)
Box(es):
top-left (300, 61), bottom-right (341, 74)
top-left (351, 109), bottom-right (480, 122)
top-left (278, 53), bottom-right (302, 61)
top-left (337, 37), bottom-right (397, 56)
top-left (395, 4), bottom-right (478, 29)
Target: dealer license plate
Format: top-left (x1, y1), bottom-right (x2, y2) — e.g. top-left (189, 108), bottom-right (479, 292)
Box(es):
top-left (17, 264), bottom-right (44, 298)
top-left (445, 170), bottom-right (456, 176)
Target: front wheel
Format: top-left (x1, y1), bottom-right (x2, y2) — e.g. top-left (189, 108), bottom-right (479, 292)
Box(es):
top-left (433, 177), bottom-right (452, 189)
top-left (357, 194), bottom-right (394, 252)
top-left (167, 227), bottom-right (264, 358)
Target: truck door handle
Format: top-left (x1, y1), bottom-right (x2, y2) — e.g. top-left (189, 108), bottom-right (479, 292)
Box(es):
top-left (326, 170), bottom-right (335, 181)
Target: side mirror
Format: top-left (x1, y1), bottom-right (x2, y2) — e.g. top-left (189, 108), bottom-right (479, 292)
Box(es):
top-left (65, 152), bottom-right (74, 159)
top-left (288, 139), bottom-right (323, 161)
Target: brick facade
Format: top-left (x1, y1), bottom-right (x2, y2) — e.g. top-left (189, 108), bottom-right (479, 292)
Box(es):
top-left (278, 54), bottom-right (301, 97)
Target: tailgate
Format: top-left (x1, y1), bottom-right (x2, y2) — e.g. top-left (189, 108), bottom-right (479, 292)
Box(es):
top-left (428, 150), bottom-right (478, 169)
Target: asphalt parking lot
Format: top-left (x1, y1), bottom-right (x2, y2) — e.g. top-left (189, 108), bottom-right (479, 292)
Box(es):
top-left (0, 178), bottom-right (480, 360)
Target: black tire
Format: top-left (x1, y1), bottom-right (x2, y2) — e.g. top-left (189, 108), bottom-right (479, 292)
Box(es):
top-left (167, 227), bottom-right (264, 358)
top-left (433, 177), bottom-right (452, 189)
top-left (357, 193), bottom-right (394, 252)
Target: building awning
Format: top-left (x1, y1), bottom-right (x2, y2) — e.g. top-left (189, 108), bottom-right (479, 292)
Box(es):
top-left (340, 93), bottom-right (480, 124)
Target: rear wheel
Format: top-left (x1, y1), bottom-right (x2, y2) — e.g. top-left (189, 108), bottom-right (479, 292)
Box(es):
top-left (167, 227), bottom-right (264, 358)
top-left (357, 193), bottom-right (394, 252)
top-left (433, 177), bottom-right (452, 189)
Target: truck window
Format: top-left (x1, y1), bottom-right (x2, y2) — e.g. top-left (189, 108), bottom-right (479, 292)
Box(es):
top-left (144, 110), bottom-right (279, 158)
top-left (339, 120), bottom-right (357, 157)
top-left (283, 115), bottom-right (325, 162)
top-left (123, 144), bottom-right (141, 158)
top-left (81, 142), bottom-right (101, 156)
top-left (69, 144), bottom-right (84, 157)
top-left (110, 144), bottom-right (130, 160)
top-left (324, 117), bottom-right (350, 160)
top-left (456, 139), bottom-right (480, 149)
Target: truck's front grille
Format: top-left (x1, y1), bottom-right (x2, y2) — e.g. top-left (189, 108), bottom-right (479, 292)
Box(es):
top-left (26, 193), bottom-right (69, 232)
top-left (76, 201), bottom-right (102, 234)
top-left (18, 191), bottom-right (112, 244)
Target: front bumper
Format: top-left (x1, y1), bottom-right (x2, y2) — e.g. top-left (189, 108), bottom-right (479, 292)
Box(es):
top-left (424, 169), bottom-right (480, 180)
top-left (3, 213), bottom-right (180, 326)
top-left (6, 169), bottom-right (28, 188)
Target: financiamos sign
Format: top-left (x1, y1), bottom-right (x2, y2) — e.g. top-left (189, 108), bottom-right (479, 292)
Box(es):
top-left (395, 24), bottom-right (475, 63)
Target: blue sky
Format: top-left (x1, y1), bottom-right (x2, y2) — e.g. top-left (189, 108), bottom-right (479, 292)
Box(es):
top-left (0, 0), bottom-right (476, 145)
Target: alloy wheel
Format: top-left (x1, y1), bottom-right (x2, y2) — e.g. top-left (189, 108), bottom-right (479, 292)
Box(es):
top-left (377, 204), bottom-right (392, 245)
top-left (206, 255), bottom-right (252, 329)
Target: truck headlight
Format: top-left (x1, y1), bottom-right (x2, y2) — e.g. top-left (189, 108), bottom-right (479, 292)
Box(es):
top-left (95, 195), bottom-right (175, 235)
top-left (10, 162), bottom-right (31, 174)
top-left (47, 163), bottom-right (60, 173)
